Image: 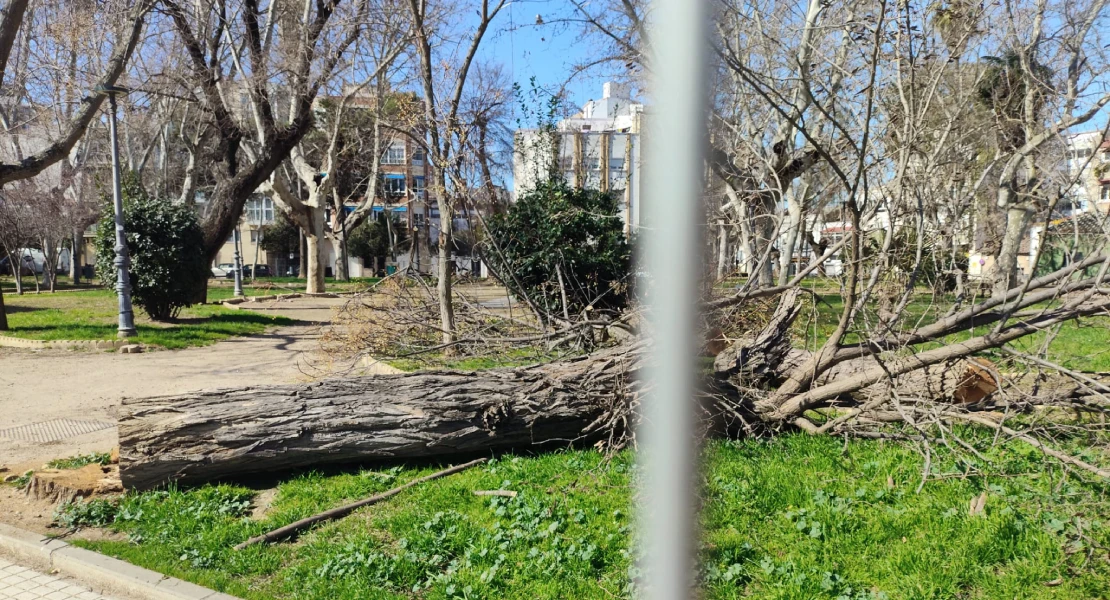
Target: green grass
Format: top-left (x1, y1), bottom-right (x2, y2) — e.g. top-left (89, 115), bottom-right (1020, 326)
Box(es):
top-left (1, 289), bottom-right (292, 349)
top-left (45, 452), bottom-right (113, 470)
top-left (0, 275), bottom-right (99, 293)
top-left (71, 434), bottom-right (1110, 599)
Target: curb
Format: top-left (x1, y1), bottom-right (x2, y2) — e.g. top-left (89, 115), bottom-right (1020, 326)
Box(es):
top-left (221, 291), bottom-right (355, 309)
top-left (0, 335), bottom-right (124, 350)
top-left (0, 523), bottom-right (240, 600)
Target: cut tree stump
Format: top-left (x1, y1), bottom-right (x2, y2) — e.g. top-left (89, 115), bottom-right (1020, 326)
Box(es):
top-left (118, 345), bottom-right (641, 490)
top-left (24, 464), bottom-right (122, 503)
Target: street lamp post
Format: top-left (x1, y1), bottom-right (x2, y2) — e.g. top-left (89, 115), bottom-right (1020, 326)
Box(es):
top-left (95, 84), bottom-right (137, 338)
top-left (232, 226), bottom-right (244, 297)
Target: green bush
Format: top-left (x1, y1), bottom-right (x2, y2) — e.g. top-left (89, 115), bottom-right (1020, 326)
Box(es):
top-left (485, 180), bottom-right (632, 321)
top-left (95, 174), bottom-right (208, 321)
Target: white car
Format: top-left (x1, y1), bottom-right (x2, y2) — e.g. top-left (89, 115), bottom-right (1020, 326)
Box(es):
top-left (210, 263), bottom-right (232, 278)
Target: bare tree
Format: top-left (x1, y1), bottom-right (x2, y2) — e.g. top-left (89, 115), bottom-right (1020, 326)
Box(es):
top-left (405, 0), bottom-right (508, 349)
top-left (0, 0), bottom-right (149, 185)
top-left (154, 0), bottom-right (375, 298)
top-left (262, 17), bottom-right (407, 293)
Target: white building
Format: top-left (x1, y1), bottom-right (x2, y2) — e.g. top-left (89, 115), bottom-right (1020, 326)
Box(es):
top-left (1063, 130), bottom-right (1110, 215)
top-left (513, 82), bottom-right (643, 234)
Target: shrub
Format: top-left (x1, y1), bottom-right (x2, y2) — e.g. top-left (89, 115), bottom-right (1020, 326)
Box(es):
top-left (95, 174), bottom-right (208, 321)
top-left (485, 180), bottom-right (633, 321)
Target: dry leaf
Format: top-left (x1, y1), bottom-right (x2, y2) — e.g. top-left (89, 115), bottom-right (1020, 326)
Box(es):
top-left (969, 492), bottom-right (988, 516)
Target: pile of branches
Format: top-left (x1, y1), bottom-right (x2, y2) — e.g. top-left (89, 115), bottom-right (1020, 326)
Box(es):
top-left (319, 272), bottom-right (635, 366)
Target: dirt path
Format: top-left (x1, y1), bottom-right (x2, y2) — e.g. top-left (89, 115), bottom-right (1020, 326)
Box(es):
top-left (0, 297), bottom-right (347, 471)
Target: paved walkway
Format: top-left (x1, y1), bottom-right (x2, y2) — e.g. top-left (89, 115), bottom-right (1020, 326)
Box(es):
top-left (0, 296), bottom-right (348, 471)
top-left (0, 557), bottom-right (119, 600)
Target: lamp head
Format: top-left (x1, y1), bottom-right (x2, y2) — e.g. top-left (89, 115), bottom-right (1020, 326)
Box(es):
top-left (93, 84), bottom-right (130, 96)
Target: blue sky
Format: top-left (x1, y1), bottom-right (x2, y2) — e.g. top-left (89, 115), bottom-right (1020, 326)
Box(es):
top-left (474, 2), bottom-right (619, 119)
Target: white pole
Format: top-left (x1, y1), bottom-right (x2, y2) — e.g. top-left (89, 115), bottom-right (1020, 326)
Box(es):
top-left (639, 0), bottom-right (708, 598)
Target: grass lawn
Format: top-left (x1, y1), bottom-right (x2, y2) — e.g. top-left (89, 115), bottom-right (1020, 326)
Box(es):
top-left (59, 433), bottom-right (1110, 599)
top-left (0, 275), bottom-right (95, 293)
top-left (1, 288), bottom-right (292, 349)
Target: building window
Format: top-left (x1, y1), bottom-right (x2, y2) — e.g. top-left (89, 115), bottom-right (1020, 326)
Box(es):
top-left (1101, 184), bottom-right (1110, 202)
top-left (609, 156), bottom-right (626, 169)
top-left (245, 197), bottom-right (274, 224)
top-left (383, 144), bottom-right (406, 165)
top-left (384, 175), bottom-right (406, 196)
top-left (413, 176), bottom-right (426, 194)
top-left (412, 149), bottom-right (425, 166)
top-left (250, 230), bottom-right (262, 243)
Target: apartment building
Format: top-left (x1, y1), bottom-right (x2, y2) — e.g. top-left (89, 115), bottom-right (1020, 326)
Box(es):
top-left (513, 82), bottom-right (643, 234)
top-left (1063, 130), bottom-right (1110, 215)
top-left (209, 195), bottom-right (278, 273)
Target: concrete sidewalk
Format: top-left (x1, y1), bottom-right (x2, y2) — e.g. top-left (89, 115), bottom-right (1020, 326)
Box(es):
top-left (1, 556), bottom-right (120, 599)
top-left (0, 524), bottom-right (238, 600)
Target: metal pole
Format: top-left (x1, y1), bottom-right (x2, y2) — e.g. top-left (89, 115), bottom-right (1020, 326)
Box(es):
top-left (233, 226), bottom-right (244, 296)
top-left (639, 0), bottom-right (708, 598)
top-left (107, 93), bottom-right (137, 338)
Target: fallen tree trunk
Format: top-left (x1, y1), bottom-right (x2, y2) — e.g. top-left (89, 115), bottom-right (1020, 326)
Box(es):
top-left (712, 288), bottom-right (1000, 405)
top-left (118, 344), bottom-right (642, 490)
top-left (119, 287), bottom-right (1110, 490)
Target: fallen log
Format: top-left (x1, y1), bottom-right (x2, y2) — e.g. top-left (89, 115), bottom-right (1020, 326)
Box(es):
top-left (118, 344), bottom-right (641, 490)
top-left (118, 287), bottom-right (1106, 491)
top-left (712, 288), bottom-right (1000, 405)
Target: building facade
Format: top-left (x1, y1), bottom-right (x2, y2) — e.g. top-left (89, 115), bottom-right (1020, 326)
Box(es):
top-left (513, 82), bottom-right (643, 234)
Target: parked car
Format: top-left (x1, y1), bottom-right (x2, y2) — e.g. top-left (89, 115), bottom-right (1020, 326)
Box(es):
top-left (250, 264), bottom-right (272, 277)
top-left (216, 263), bottom-right (237, 278)
top-left (0, 249), bottom-right (45, 275)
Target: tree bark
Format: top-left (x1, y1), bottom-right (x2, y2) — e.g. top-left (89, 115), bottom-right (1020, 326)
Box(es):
top-left (118, 344), bottom-right (638, 490)
top-left (0, 284), bottom-right (7, 330)
top-left (305, 207), bottom-right (326, 294)
top-left (70, 229), bottom-right (81, 285)
top-left (334, 232), bottom-right (350, 281)
top-left (992, 204), bottom-right (1033, 297)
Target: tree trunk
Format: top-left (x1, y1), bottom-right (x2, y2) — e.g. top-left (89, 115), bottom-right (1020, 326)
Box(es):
top-left (716, 219), bottom-right (729, 281)
top-left (251, 226), bottom-right (261, 284)
top-left (70, 229), bottom-right (81, 285)
top-left (0, 285), bottom-right (8, 330)
top-left (299, 228), bottom-right (307, 279)
top-left (334, 231), bottom-right (350, 281)
top-left (305, 207), bottom-right (326, 294)
top-left (992, 204), bottom-right (1034, 298)
top-left (436, 199), bottom-right (456, 348)
top-left (8, 251), bottom-right (22, 295)
top-left (778, 192), bottom-right (803, 285)
top-left (117, 344), bottom-right (640, 490)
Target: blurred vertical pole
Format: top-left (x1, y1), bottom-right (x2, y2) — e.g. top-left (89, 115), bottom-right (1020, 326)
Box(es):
top-left (639, 0), bottom-right (708, 598)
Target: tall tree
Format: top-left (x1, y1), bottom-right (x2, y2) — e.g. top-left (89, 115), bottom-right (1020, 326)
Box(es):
top-left (405, 0), bottom-right (508, 349)
top-left (156, 0), bottom-right (374, 298)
